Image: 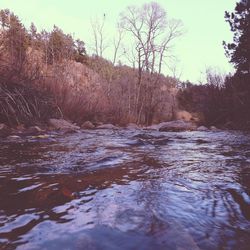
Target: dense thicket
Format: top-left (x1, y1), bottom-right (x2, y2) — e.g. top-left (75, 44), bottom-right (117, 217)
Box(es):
top-left (178, 73), bottom-right (250, 129)
top-left (86, 56), bottom-right (177, 125)
top-left (0, 9), bottom-right (89, 126)
top-left (0, 10), bottom-right (60, 126)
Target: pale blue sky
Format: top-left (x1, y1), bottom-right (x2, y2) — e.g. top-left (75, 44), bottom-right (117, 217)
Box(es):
top-left (0, 0), bottom-right (237, 82)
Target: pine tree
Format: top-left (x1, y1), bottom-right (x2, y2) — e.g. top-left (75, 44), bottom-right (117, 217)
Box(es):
top-left (224, 0), bottom-right (250, 75)
top-left (0, 9), bottom-right (28, 69)
top-left (47, 26), bottom-right (75, 64)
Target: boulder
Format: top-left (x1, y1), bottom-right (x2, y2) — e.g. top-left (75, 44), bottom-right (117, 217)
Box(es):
top-left (13, 125), bottom-right (44, 136)
top-left (96, 124), bottom-right (119, 130)
top-left (197, 126), bottom-right (209, 131)
top-left (81, 121), bottom-right (95, 129)
top-left (175, 110), bottom-right (204, 124)
top-left (210, 126), bottom-right (219, 131)
top-left (126, 123), bottom-right (140, 129)
top-left (175, 110), bottom-right (193, 121)
top-left (0, 123), bottom-right (10, 137)
top-left (48, 119), bottom-right (80, 131)
top-left (94, 122), bottom-right (103, 126)
top-left (159, 120), bottom-right (197, 132)
top-left (146, 120), bottom-right (197, 132)
top-left (145, 122), bottom-right (168, 131)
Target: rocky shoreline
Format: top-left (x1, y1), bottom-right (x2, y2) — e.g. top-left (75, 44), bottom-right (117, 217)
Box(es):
top-left (0, 118), bottom-right (224, 140)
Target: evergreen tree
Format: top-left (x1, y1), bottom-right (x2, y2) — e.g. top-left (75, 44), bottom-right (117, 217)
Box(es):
top-left (223, 0), bottom-right (250, 75)
top-left (0, 9), bottom-right (28, 68)
top-left (0, 9), bottom-right (10, 29)
top-left (47, 26), bottom-right (75, 64)
top-left (74, 39), bottom-right (86, 63)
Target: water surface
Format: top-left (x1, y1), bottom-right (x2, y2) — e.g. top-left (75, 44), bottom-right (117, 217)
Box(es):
top-left (0, 129), bottom-right (250, 249)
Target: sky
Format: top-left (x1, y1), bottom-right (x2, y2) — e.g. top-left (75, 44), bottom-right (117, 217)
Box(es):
top-left (0, 0), bottom-right (237, 82)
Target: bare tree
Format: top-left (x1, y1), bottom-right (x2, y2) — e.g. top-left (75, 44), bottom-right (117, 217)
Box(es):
top-left (120, 2), bottom-right (183, 74)
top-left (91, 14), bottom-right (109, 57)
top-left (119, 2), bottom-right (184, 124)
top-left (205, 67), bottom-right (226, 88)
top-left (112, 23), bottom-right (124, 65)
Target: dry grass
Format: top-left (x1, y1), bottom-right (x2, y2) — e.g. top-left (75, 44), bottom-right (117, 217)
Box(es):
top-left (0, 81), bottom-right (59, 126)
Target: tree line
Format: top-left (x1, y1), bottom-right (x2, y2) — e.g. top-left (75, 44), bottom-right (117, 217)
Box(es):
top-left (2, 0), bottom-right (247, 129)
top-left (178, 0), bottom-right (250, 129)
top-left (0, 2), bottom-right (182, 127)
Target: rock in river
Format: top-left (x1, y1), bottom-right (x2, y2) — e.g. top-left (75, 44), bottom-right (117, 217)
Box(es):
top-left (210, 126), bottom-right (220, 131)
top-left (81, 121), bottom-right (95, 129)
top-left (96, 124), bottom-right (119, 130)
top-left (126, 123), bottom-right (140, 129)
top-left (20, 126), bottom-right (44, 136)
top-left (197, 126), bottom-right (209, 131)
top-left (158, 120), bottom-right (197, 132)
top-left (48, 119), bottom-right (80, 131)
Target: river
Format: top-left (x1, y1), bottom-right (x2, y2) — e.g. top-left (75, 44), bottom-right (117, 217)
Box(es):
top-left (0, 129), bottom-right (250, 249)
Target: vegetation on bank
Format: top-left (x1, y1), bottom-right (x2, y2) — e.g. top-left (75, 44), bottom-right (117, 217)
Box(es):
top-left (0, 0), bottom-right (249, 130)
top-left (178, 0), bottom-right (250, 130)
top-left (0, 3), bottom-right (182, 129)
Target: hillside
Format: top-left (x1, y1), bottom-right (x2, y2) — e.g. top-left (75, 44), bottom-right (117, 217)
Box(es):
top-left (0, 9), bottom-right (180, 129)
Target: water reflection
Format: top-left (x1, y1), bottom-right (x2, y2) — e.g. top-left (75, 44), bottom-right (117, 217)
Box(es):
top-left (0, 129), bottom-right (250, 249)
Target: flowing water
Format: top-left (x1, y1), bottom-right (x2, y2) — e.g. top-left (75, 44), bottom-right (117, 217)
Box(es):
top-left (0, 129), bottom-right (250, 250)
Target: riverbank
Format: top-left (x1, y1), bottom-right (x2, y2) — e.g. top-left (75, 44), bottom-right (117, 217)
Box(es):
top-left (0, 118), bottom-right (232, 141)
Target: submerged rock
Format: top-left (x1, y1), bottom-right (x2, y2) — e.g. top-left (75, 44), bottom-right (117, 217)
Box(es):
top-left (81, 121), bottom-right (95, 129)
top-left (49, 119), bottom-right (80, 131)
top-left (96, 124), bottom-right (119, 130)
